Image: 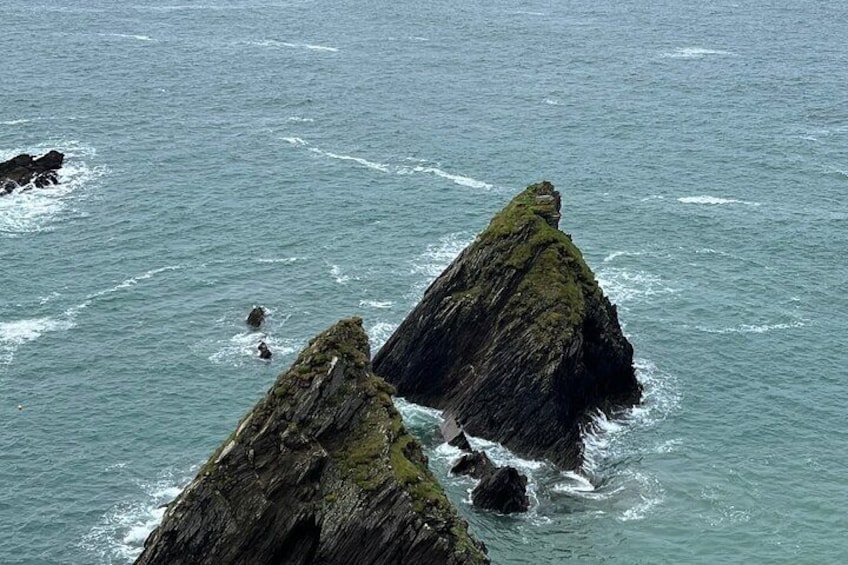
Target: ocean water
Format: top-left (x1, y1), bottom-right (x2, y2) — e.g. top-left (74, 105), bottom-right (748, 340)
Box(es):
top-left (2, 0), bottom-right (846, 563)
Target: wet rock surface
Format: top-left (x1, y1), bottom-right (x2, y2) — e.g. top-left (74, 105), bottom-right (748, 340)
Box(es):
top-left (471, 467), bottom-right (530, 514)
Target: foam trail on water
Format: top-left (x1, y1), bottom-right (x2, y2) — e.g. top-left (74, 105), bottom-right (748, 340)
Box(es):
top-left (243, 39), bottom-right (338, 52)
top-left (405, 165), bottom-right (493, 189)
top-left (661, 47), bottom-right (733, 59)
top-left (677, 195), bottom-right (759, 206)
top-left (308, 148), bottom-right (390, 172)
top-left (359, 299), bottom-right (394, 309)
top-left (694, 319), bottom-right (809, 334)
top-left (101, 33), bottom-right (156, 42)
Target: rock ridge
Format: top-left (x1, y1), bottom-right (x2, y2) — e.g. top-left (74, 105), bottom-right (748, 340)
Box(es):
top-left (0, 150), bottom-right (64, 195)
top-left (136, 317), bottom-right (488, 565)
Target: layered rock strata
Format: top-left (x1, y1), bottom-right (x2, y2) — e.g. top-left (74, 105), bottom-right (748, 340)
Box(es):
top-left (137, 318), bottom-right (488, 565)
top-left (373, 182), bottom-right (641, 470)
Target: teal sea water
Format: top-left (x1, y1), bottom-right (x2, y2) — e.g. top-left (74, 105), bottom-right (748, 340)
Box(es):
top-left (2, 1), bottom-right (847, 563)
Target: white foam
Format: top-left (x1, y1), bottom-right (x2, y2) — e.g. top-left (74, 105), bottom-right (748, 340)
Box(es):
top-left (694, 320), bottom-right (808, 334)
top-left (102, 33), bottom-right (155, 42)
top-left (367, 321), bottom-right (398, 351)
top-left (0, 118), bottom-right (32, 125)
top-left (86, 265), bottom-right (184, 300)
top-left (207, 331), bottom-right (298, 367)
top-left (662, 47), bottom-right (733, 59)
top-left (80, 470), bottom-right (191, 562)
top-left (407, 165), bottom-right (493, 189)
top-left (0, 317), bottom-right (75, 366)
top-left (329, 264), bottom-right (351, 284)
top-left (286, 116), bottom-right (314, 123)
top-left (0, 142), bottom-right (106, 236)
top-left (595, 267), bottom-right (678, 305)
top-left (359, 299), bottom-right (394, 309)
top-left (245, 39), bottom-right (337, 52)
top-left (410, 232), bottom-right (472, 279)
top-left (543, 98), bottom-right (560, 106)
top-left (308, 148), bottom-right (390, 172)
top-left (282, 136), bottom-right (308, 146)
top-left (255, 257), bottom-right (298, 264)
top-left (602, 250), bottom-right (649, 263)
top-left (677, 195), bottom-right (758, 206)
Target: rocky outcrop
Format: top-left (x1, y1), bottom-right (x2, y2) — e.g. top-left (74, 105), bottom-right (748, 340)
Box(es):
top-left (471, 467), bottom-right (530, 514)
top-left (136, 318), bottom-right (488, 565)
top-left (246, 306), bottom-right (265, 328)
top-left (373, 182), bottom-right (641, 470)
top-left (0, 150), bottom-right (64, 195)
top-left (450, 451), bottom-right (494, 480)
top-left (440, 414), bottom-right (471, 451)
top-left (257, 341), bottom-right (272, 360)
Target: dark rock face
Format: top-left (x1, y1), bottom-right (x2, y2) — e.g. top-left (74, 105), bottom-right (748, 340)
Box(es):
top-left (0, 151), bottom-right (64, 195)
top-left (450, 451), bottom-right (494, 480)
top-left (246, 306), bottom-right (265, 328)
top-left (257, 341), bottom-right (272, 360)
top-left (471, 467), bottom-right (529, 514)
top-left (440, 413), bottom-right (472, 452)
top-left (136, 318), bottom-right (488, 565)
top-left (373, 182), bottom-right (641, 470)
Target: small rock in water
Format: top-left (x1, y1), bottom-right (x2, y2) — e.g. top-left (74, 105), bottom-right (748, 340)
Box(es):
top-left (450, 451), bottom-right (494, 479)
top-left (257, 341), bottom-right (272, 360)
top-left (440, 413), bottom-right (472, 451)
top-left (471, 466), bottom-right (530, 514)
top-left (246, 306), bottom-right (265, 328)
top-left (17, 404), bottom-right (24, 411)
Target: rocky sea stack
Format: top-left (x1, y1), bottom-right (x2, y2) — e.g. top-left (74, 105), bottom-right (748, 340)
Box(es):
top-left (373, 182), bottom-right (641, 470)
top-left (0, 150), bottom-right (64, 195)
top-left (137, 318), bottom-right (488, 565)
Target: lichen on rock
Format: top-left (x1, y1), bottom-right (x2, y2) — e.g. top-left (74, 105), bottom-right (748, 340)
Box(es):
top-left (136, 317), bottom-right (488, 565)
top-left (373, 181), bottom-right (642, 470)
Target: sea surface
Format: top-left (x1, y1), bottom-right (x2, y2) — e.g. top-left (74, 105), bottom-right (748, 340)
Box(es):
top-left (2, 1), bottom-right (846, 563)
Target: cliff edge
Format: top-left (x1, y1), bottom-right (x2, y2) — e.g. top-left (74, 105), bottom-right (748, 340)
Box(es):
top-left (136, 318), bottom-right (488, 565)
top-left (373, 182), bottom-right (641, 470)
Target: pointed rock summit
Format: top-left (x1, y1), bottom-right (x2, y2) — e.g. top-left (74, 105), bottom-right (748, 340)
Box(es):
top-left (137, 318), bottom-right (488, 565)
top-left (373, 182), bottom-right (641, 470)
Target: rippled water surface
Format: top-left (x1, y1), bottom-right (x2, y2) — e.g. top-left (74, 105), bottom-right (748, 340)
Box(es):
top-left (2, 1), bottom-right (847, 563)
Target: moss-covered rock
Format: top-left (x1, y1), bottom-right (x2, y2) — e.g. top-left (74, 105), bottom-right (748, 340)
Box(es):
top-left (373, 182), bottom-right (641, 470)
top-left (136, 318), bottom-right (488, 565)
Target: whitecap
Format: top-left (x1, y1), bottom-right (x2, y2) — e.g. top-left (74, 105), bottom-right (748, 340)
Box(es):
top-left (245, 39), bottom-right (338, 52)
top-left (677, 195), bottom-right (758, 205)
top-left (282, 136), bottom-right (308, 146)
top-left (0, 317), bottom-right (75, 366)
top-left (85, 265), bottom-right (184, 300)
top-left (308, 148), bottom-right (390, 172)
top-left (410, 232), bottom-right (473, 279)
top-left (368, 321), bottom-right (398, 351)
top-left (694, 320), bottom-right (808, 334)
top-left (286, 116), bottom-right (314, 123)
top-left (359, 299), bottom-right (394, 309)
top-left (595, 267), bottom-right (678, 305)
top-left (543, 98), bottom-right (560, 106)
top-left (0, 118), bottom-right (32, 125)
top-left (255, 257), bottom-right (298, 264)
top-left (661, 47), bottom-right (733, 59)
top-left (329, 264), bottom-right (351, 284)
top-left (80, 469), bottom-right (192, 562)
top-left (101, 33), bottom-right (156, 42)
top-left (406, 165), bottom-right (493, 190)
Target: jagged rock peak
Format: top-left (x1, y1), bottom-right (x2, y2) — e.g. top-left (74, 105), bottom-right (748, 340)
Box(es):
top-left (373, 182), bottom-right (641, 470)
top-left (137, 317), bottom-right (488, 565)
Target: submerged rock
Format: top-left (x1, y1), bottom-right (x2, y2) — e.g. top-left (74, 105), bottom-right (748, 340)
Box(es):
top-left (373, 182), bottom-right (641, 470)
top-left (471, 467), bottom-right (529, 514)
top-left (246, 306), bottom-right (265, 328)
top-left (136, 317), bottom-right (488, 565)
top-left (0, 150), bottom-right (64, 195)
